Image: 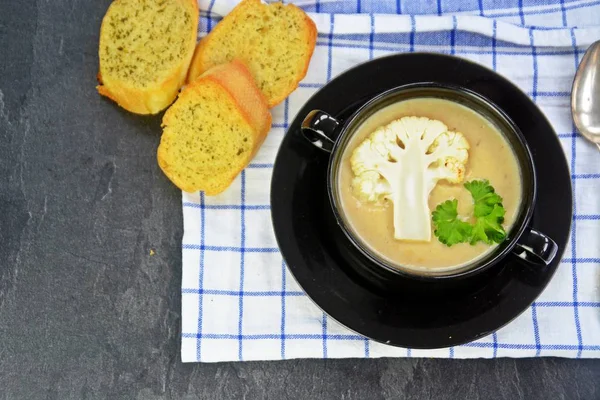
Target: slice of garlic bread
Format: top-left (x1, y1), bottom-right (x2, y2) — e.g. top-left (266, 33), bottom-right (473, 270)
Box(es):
top-left (157, 60), bottom-right (272, 195)
top-left (98, 0), bottom-right (199, 115)
top-left (187, 0), bottom-right (317, 108)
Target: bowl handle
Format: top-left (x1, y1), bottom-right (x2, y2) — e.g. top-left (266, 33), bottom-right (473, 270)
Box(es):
top-left (513, 227), bottom-right (558, 266)
top-left (301, 110), bottom-right (341, 153)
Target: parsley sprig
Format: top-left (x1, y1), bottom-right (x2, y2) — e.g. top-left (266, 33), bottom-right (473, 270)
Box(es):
top-left (432, 180), bottom-right (507, 246)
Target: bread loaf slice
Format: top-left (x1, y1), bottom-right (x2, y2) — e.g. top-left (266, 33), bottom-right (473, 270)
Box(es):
top-left (187, 0), bottom-right (317, 108)
top-left (97, 0), bottom-right (199, 115)
top-left (157, 60), bottom-right (272, 195)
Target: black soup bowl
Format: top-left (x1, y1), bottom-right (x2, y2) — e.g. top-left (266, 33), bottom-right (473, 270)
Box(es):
top-left (300, 83), bottom-right (558, 286)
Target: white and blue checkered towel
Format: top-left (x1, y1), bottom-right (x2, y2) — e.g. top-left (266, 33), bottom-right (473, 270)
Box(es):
top-left (181, 0), bottom-right (600, 362)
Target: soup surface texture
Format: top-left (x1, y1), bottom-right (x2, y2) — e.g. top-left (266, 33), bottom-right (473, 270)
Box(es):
top-left (338, 98), bottom-right (522, 271)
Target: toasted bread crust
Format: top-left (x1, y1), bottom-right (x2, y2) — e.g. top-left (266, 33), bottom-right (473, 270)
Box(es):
top-left (187, 0), bottom-right (317, 108)
top-left (158, 61), bottom-right (272, 195)
top-left (97, 0), bottom-right (199, 115)
top-left (204, 60), bottom-right (272, 143)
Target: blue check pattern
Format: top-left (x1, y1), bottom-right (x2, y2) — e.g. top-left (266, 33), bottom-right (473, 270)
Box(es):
top-left (181, 0), bottom-right (600, 362)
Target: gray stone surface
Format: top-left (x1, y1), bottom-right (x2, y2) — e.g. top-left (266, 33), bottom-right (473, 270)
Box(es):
top-left (0, 1), bottom-right (598, 399)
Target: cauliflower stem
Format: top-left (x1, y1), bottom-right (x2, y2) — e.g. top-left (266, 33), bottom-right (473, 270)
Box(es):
top-left (350, 117), bottom-right (470, 242)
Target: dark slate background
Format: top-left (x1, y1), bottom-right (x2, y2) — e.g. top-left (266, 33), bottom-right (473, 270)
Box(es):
top-left (0, 1), bottom-right (598, 399)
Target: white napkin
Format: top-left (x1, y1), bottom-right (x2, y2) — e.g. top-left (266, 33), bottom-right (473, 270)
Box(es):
top-left (181, 0), bottom-right (600, 362)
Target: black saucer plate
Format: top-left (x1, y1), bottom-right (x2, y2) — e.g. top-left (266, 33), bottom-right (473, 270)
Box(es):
top-left (270, 53), bottom-right (572, 349)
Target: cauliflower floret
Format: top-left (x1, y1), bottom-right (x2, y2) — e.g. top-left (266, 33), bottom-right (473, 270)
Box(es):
top-left (427, 131), bottom-right (469, 183)
top-left (352, 170), bottom-right (392, 203)
top-left (350, 116), bottom-right (470, 242)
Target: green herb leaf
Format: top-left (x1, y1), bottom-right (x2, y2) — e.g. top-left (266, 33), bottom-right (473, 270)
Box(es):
top-left (470, 204), bottom-right (507, 245)
top-left (432, 180), bottom-right (507, 247)
top-left (432, 199), bottom-right (473, 246)
top-left (464, 179), bottom-right (504, 218)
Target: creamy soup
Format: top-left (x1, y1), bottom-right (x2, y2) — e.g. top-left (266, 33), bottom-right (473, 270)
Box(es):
top-left (337, 98), bottom-right (522, 272)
